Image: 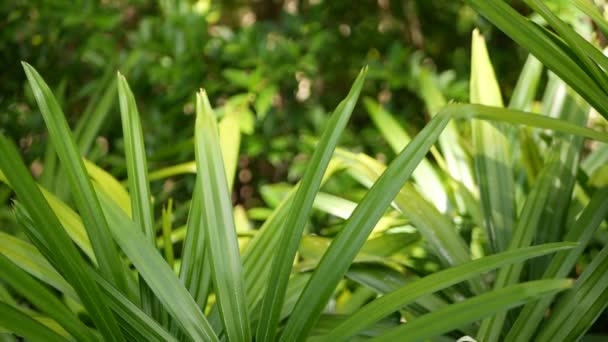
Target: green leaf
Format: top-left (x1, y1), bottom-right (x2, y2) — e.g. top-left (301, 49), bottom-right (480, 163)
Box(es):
top-left (447, 104), bottom-right (606, 142)
top-left (148, 161), bottom-right (197, 181)
top-left (256, 67), bottom-right (367, 341)
top-left (470, 29), bottom-right (515, 253)
top-left (0, 174), bottom-right (97, 264)
top-left (322, 243), bottom-right (575, 341)
top-left (117, 73), bottom-right (155, 240)
top-left (370, 279), bottom-right (573, 342)
top-left (83, 160), bottom-right (131, 216)
top-left (0, 232), bottom-right (78, 301)
top-left (90, 272), bottom-right (178, 342)
top-left (464, 0), bottom-right (608, 120)
top-left (363, 97), bottom-right (448, 212)
top-left (536, 243), bottom-right (608, 341)
top-left (418, 67), bottom-right (476, 196)
top-left (525, 0), bottom-right (608, 91)
top-left (116, 73), bottom-right (160, 320)
top-left (218, 111), bottom-right (242, 192)
top-left (22, 62), bottom-right (129, 293)
top-left (0, 133), bottom-right (124, 342)
top-left (478, 77), bottom-right (589, 341)
top-left (0, 231), bottom-right (176, 342)
top-left (508, 55), bottom-right (543, 111)
top-left (280, 112), bottom-right (452, 341)
top-left (96, 190), bottom-right (218, 342)
top-left (242, 160), bottom-right (343, 317)
top-left (0, 254), bottom-right (97, 342)
top-left (507, 188), bottom-right (608, 341)
top-left (73, 53), bottom-right (139, 156)
top-left (345, 264), bottom-right (451, 319)
top-left (572, 0), bottom-right (608, 35)
top-left (282, 102), bottom-right (606, 341)
top-left (178, 179), bottom-right (212, 309)
top-left (335, 149), bottom-right (471, 269)
top-left (161, 199), bottom-right (175, 268)
top-left (194, 90), bottom-right (250, 341)
top-left (0, 302), bottom-right (67, 342)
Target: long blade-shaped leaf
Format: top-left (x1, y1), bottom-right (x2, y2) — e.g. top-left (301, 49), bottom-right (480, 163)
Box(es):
top-left (335, 149), bottom-right (471, 268)
top-left (0, 254), bottom-right (97, 342)
top-left (178, 179), bottom-right (212, 309)
top-left (0, 134), bottom-right (124, 342)
top-left (418, 68), bottom-right (476, 195)
top-left (218, 111), bottom-right (241, 192)
top-left (536, 243), bottom-right (608, 341)
top-left (464, 0), bottom-right (608, 120)
top-left (280, 112), bottom-right (452, 341)
top-left (364, 97), bottom-right (448, 212)
top-left (117, 73), bottom-right (155, 241)
top-left (531, 82), bottom-right (587, 278)
top-left (0, 232), bottom-right (78, 301)
top-left (96, 190), bottom-right (218, 342)
top-left (256, 67), bottom-right (367, 341)
top-left (322, 243), bottom-right (575, 341)
top-left (508, 55), bottom-right (543, 111)
top-left (370, 279), bottom-right (573, 342)
top-left (525, 0), bottom-right (608, 89)
top-left (507, 188), bottom-right (608, 341)
top-left (116, 73), bottom-right (160, 320)
top-left (478, 79), bottom-right (588, 341)
top-left (194, 90), bottom-right (250, 341)
top-left (0, 229), bottom-right (176, 342)
top-left (90, 271), bottom-right (178, 342)
top-left (448, 103), bottom-right (606, 142)
top-left (281, 102), bottom-right (606, 341)
top-left (22, 62), bottom-right (128, 293)
top-left (470, 29), bottom-right (515, 253)
top-left (0, 302), bottom-right (66, 342)
top-left (573, 0), bottom-right (608, 35)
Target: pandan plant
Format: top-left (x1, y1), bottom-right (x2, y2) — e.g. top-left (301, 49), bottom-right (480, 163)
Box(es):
top-left (1, 0), bottom-right (608, 341)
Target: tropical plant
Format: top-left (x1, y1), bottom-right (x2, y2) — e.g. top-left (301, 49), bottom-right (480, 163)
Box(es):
top-left (1, 1), bottom-right (608, 342)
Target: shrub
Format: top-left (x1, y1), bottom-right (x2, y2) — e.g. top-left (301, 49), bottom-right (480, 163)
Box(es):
top-left (0, 0), bottom-right (607, 341)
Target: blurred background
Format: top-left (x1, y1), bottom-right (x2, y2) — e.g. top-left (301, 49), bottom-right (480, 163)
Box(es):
top-left (0, 0), bottom-right (550, 210)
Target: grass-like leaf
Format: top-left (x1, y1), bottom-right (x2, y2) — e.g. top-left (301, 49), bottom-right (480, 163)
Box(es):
top-left (194, 90), bottom-right (250, 341)
top-left (573, 0), bottom-right (608, 35)
top-left (334, 149), bottom-right (471, 268)
top-left (525, 0), bottom-right (608, 88)
top-left (0, 254), bottom-right (97, 342)
top-left (96, 190), bottom-right (218, 342)
top-left (370, 279), bottom-right (573, 342)
top-left (508, 55), bottom-right (543, 111)
top-left (470, 29), bottom-right (515, 253)
top-left (418, 68), bottom-right (476, 195)
top-left (0, 302), bottom-right (66, 342)
top-left (364, 97), bottom-right (448, 212)
top-left (22, 62), bottom-right (129, 293)
top-left (507, 188), bottom-right (608, 340)
top-left (0, 231), bottom-right (78, 300)
top-left (0, 134), bottom-right (124, 341)
top-left (536, 243), bottom-right (608, 341)
top-left (117, 73), bottom-right (160, 320)
top-left (322, 243), bottom-right (575, 341)
top-left (256, 67), bottom-right (367, 341)
top-left (280, 112), bottom-right (452, 341)
top-left (464, 0), bottom-right (608, 120)
top-left (117, 73), bottom-right (155, 240)
top-left (178, 179), bottom-right (212, 309)
top-left (281, 102), bottom-right (607, 341)
top-left (0, 229), bottom-right (176, 342)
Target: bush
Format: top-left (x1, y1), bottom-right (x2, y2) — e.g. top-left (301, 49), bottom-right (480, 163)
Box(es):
top-left (1, 0), bottom-right (608, 341)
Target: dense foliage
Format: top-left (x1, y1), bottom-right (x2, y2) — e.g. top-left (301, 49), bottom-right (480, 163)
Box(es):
top-left (1, 0), bottom-right (608, 341)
